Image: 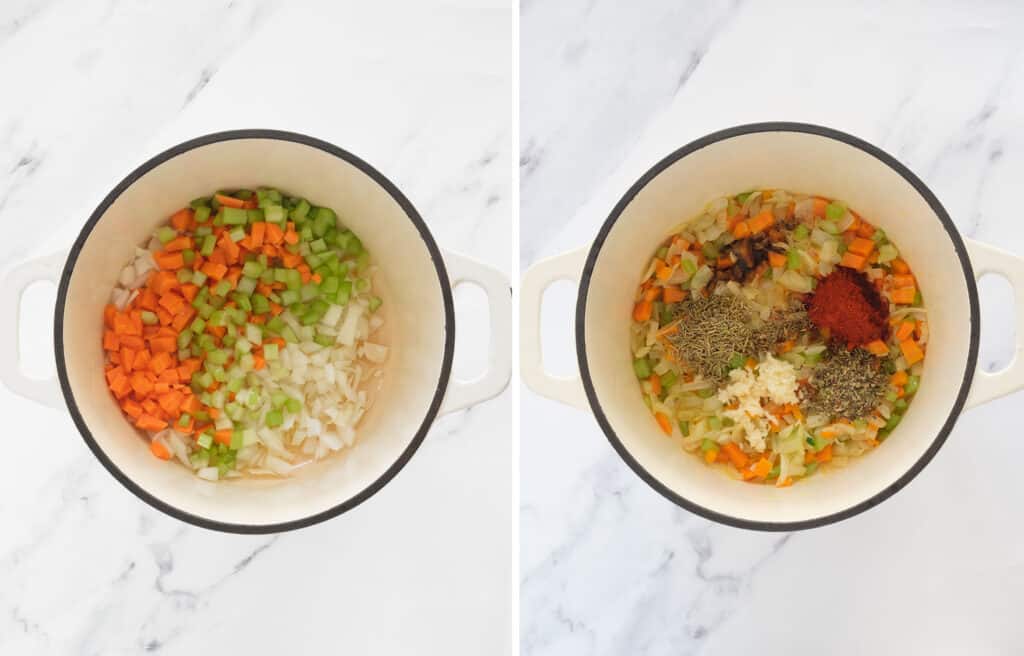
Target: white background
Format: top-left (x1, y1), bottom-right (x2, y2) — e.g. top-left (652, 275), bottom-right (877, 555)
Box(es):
top-left (521, 1), bottom-right (1024, 655)
top-left (0, 1), bottom-right (515, 654)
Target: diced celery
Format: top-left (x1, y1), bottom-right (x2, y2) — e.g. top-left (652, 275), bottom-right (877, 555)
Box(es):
top-left (194, 205), bottom-right (211, 223)
top-left (286, 269), bottom-right (301, 291)
top-left (300, 226), bottom-right (314, 242)
top-left (314, 332), bottom-right (333, 347)
top-left (230, 429), bottom-right (244, 450)
top-left (263, 343), bottom-right (279, 360)
top-left (786, 249), bottom-right (801, 271)
top-left (247, 208), bottom-right (264, 224)
top-left (242, 261), bottom-right (264, 278)
top-left (369, 296), bottom-right (383, 312)
top-left (156, 226), bottom-right (176, 244)
top-left (177, 331), bottom-right (192, 350)
top-left (207, 349), bottom-right (229, 365)
top-left (193, 371), bottom-right (214, 389)
top-left (633, 358), bottom-right (652, 379)
top-left (280, 289), bottom-right (300, 305)
top-left (679, 420), bottom-right (690, 436)
top-left (195, 225), bottom-right (212, 237)
top-left (905, 375), bottom-right (920, 395)
top-left (245, 324), bottom-right (262, 344)
top-left (223, 207), bottom-right (248, 225)
top-left (271, 391), bottom-right (288, 409)
top-left (138, 310), bottom-right (157, 325)
top-left (266, 316), bottom-right (286, 334)
top-left (213, 279), bottom-right (231, 297)
top-left (300, 283), bottom-right (319, 302)
top-left (251, 294), bottom-right (270, 315)
top-left (191, 197), bottom-right (211, 209)
top-left (320, 276), bottom-right (340, 294)
top-left (825, 202), bottom-right (846, 221)
top-left (281, 325), bottom-right (299, 343)
top-left (290, 199), bottom-right (311, 221)
top-left (228, 227), bottom-right (245, 242)
top-left (227, 375), bottom-right (245, 393)
top-left (221, 334), bottom-right (236, 349)
top-left (190, 317), bottom-right (206, 334)
top-left (878, 243), bottom-right (899, 263)
top-left (236, 276), bottom-right (257, 296)
top-left (182, 249), bottom-right (196, 266)
top-left (265, 410), bottom-right (283, 428)
top-left (234, 337), bottom-right (251, 354)
top-left (264, 205), bottom-right (286, 224)
top-left (283, 397), bottom-right (300, 414)
top-left (192, 270), bottom-right (209, 286)
top-left (209, 310), bottom-right (227, 327)
top-left (347, 235), bottom-right (364, 257)
top-left (197, 432), bottom-right (214, 449)
top-left (200, 234), bottom-right (216, 257)
top-left (310, 238), bottom-right (327, 253)
top-left (312, 207), bottom-right (336, 236)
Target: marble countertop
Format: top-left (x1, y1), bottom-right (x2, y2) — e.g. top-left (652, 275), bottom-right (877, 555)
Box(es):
top-left (521, 1), bottom-right (1024, 654)
top-left (0, 1), bottom-right (514, 654)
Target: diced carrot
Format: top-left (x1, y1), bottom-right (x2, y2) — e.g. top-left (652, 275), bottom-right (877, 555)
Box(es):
top-left (891, 287), bottom-right (917, 304)
top-left (891, 370), bottom-right (909, 386)
top-left (768, 252), bottom-right (787, 268)
top-left (748, 210), bottom-right (775, 234)
top-left (207, 248), bottom-right (227, 266)
top-left (206, 324), bottom-right (227, 339)
top-left (633, 300), bottom-right (653, 322)
top-left (157, 292), bottom-right (185, 315)
top-left (149, 439), bottom-right (173, 460)
top-left (149, 336), bottom-right (177, 353)
top-left (865, 340), bottom-right (889, 356)
top-left (812, 198), bottom-right (828, 217)
top-left (643, 286), bottom-right (661, 302)
top-left (104, 303), bottom-right (118, 328)
top-left (265, 222), bottom-right (284, 245)
top-left (121, 399), bottom-right (143, 419)
top-left (219, 233), bottom-right (240, 263)
top-left (891, 258), bottom-right (910, 274)
top-left (280, 252), bottom-right (303, 268)
top-left (716, 255), bottom-right (733, 269)
top-left (133, 349), bottom-right (151, 371)
top-left (649, 374), bottom-right (662, 397)
top-left (703, 448), bottom-right (719, 464)
top-left (253, 354), bottom-right (266, 370)
top-left (103, 330), bottom-right (120, 351)
top-left (816, 444), bottom-right (833, 463)
top-left (214, 193), bottom-right (247, 209)
top-left (262, 245), bottom-right (278, 257)
top-left (311, 273), bottom-right (322, 284)
top-left (856, 220), bottom-right (877, 238)
top-left (155, 307), bottom-right (173, 326)
top-left (213, 429), bottom-right (233, 446)
top-left (895, 320), bottom-right (915, 342)
top-left (892, 274), bottom-right (915, 288)
top-left (899, 339), bottom-right (924, 365)
top-left (164, 236), bottom-right (194, 252)
top-left (662, 286), bottom-right (686, 303)
top-left (250, 314), bottom-right (266, 325)
top-left (839, 252), bottom-right (867, 270)
top-left (250, 222), bottom-right (266, 247)
top-left (157, 368), bottom-right (180, 384)
top-left (169, 207), bottom-right (193, 231)
top-left (149, 271), bottom-right (179, 295)
top-left (722, 442), bottom-right (749, 469)
top-left (136, 289), bottom-right (158, 311)
top-left (110, 376), bottom-right (132, 399)
top-left (180, 284), bottom-right (199, 302)
top-left (297, 264), bottom-right (311, 283)
top-left (148, 351), bottom-right (173, 374)
top-left (751, 457), bottom-right (772, 478)
top-left (158, 390), bottom-right (184, 416)
top-left (112, 313), bottom-right (137, 336)
top-left (121, 347), bottom-right (137, 373)
top-left (200, 261), bottom-right (228, 280)
top-left (137, 414), bottom-right (168, 432)
top-left (284, 230), bottom-right (299, 245)
top-left (848, 238), bottom-right (875, 256)
top-left (654, 412), bottom-right (672, 435)
top-left (181, 394), bottom-right (202, 415)
top-left (778, 477), bottom-right (794, 487)
top-left (269, 302), bottom-right (284, 316)
top-left (129, 371), bottom-right (154, 397)
top-left (153, 251), bottom-right (185, 270)
top-left (733, 223), bottom-right (750, 241)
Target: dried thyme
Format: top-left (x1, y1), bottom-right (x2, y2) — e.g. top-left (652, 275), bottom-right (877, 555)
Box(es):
top-left (804, 347), bottom-right (887, 418)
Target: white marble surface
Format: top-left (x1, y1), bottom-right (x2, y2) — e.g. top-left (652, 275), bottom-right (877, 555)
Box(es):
top-left (0, 1), bottom-right (515, 654)
top-left (522, 1), bottom-right (1024, 654)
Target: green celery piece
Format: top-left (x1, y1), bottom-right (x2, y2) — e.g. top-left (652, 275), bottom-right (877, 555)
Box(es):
top-left (242, 261), bottom-right (264, 278)
top-left (288, 302), bottom-right (306, 316)
top-left (223, 207), bottom-right (247, 226)
top-left (226, 376), bottom-right (244, 393)
top-left (266, 316), bottom-right (286, 334)
top-left (312, 207), bottom-right (336, 236)
top-left (182, 249), bottom-right (196, 266)
top-left (177, 413), bottom-right (191, 428)
top-left (236, 276), bottom-right (257, 296)
top-left (245, 324), bottom-right (263, 344)
top-left (209, 309), bottom-right (226, 326)
top-left (290, 199), bottom-right (311, 221)
top-left (251, 294), bottom-right (270, 315)
top-left (200, 234), bottom-right (216, 257)
top-left (356, 251), bottom-right (370, 272)
top-left (369, 296), bottom-right (383, 312)
top-left (346, 235), bottom-right (364, 256)
top-left (247, 208), bottom-right (265, 224)
top-left (335, 230), bottom-right (353, 250)
top-left (230, 429), bottom-right (244, 450)
top-left (285, 397), bottom-right (301, 414)
top-left (156, 226), bottom-right (176, 244)
top-left (300, 283), bottom-right (319, 302)
top-left (193, 205), bottom-right (211, 223)
top-left (214, 280), bottom-right (232, 297)
top-left (197, 432), bottom-right (214, 449)
top-left (235, 338), bottom-right (252, 354)
top-left (193, 371), bottom-right (214, 389)
top-left (280, 289), bottom-right (300, 306)
top-left (190, 317), bottom-right (206, 334)
top-left (259, 268), bottom-right (275, 284)
top-left (140, 310), bottom-right (158, 325)
top-left (320, 276), bottom-right (340, 294)
top-left (273, 268), bottom-right (289, 283)
top-left (265, 410), bottom-right (283, 428)
top-left (323, 227), bottom-right (339, 246)
top-left (207, 349), bottom-right (229, 365)
top-left (271, 391), bottom-right (288, 408)
top-left (233, 189), bottom-right (254, 200)
top-left (310, 238), bottom-right (327, 253)
top-left (195, 225), bottom-right (212, 237)
top-left (825, 202), bottom-right (846, 221)
top-left (313, 332), bottom-right (333, 347)
top-left (356, 278), bottom-right (371, 293)
top-left (227, 227), bottom-right (244, 242)
top-left (192, 271), bottom-right (209, 287)
top-left (285, 269), bottom-right (301, 291)
top-left (281, 325), bottom-right (299, 343)
top-left (300, 226), bottom-right (314, 242)
top-left (197, 303), bottom-right (214, 320)
top-left (633, 357), bottom-right (652, 379)
top-left (190, 197), bottom-right (212, 209)
top-left (264, 205), bottom-right (286, 224)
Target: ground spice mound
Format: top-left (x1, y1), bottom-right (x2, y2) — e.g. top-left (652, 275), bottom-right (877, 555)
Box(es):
top-left (805, 268), bottom-right (888, 346)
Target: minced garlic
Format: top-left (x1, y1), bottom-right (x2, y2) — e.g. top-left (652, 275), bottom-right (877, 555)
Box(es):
top-left (717, 354), bottom-right (799, 451)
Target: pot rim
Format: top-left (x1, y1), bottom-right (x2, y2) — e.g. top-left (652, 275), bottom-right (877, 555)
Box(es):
top-left (575, 121), bottom-right (980, 531)
top-left (54, 128), bottom-right (457, 534)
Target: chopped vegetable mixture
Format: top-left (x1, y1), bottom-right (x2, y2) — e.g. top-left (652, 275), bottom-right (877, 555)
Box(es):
top-left (631, 190), bottom-right (926, 486)
top-left (103, 189), bottom-right (386, 480)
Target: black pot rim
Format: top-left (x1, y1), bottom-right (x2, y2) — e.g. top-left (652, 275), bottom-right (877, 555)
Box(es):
top-left (54, 129), bottom-right (456, 534)
top-left (575, 121), bottom-right (979, 532)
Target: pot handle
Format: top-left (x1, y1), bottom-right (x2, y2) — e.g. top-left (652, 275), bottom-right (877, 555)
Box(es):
top-left (438, 251), bottom-right (513, 414)
top-left (965, 239), bottom-right (1024, 408)
top-left (520, 248), bottom-right (589, 409)
top-left (0, 252), bottom-right (67, 409)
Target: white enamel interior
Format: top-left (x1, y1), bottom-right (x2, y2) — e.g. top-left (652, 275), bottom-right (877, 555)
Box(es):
top-left (61, 137), bottom-right (449, 528)
top-left (584, 130), bottom-right (972, 525)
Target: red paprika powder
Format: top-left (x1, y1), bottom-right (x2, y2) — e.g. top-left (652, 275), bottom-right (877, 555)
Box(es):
top-left (805, 267), bottom-right (888, 346)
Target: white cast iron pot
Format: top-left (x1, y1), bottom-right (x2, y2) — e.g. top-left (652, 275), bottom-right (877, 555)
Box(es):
top-left (0, 130), bottom-right (512, 534)
top-left (522, 122), bottom-right (1024, 531)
